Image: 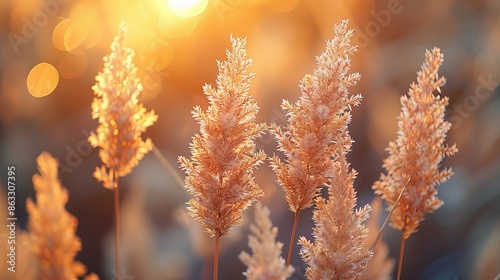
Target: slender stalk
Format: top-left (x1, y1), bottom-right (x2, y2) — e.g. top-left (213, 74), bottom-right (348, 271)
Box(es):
top-left (369, 173), bottom-right (412, 252)
top-left (113, 171), bottom-right (121, 280)
top-left (152, 146), bottom-right (185, 188)
top-left (396, 216), bottom-right (408, 280)
top-left (286, 210), bottom-right (300, 267)
top-left (214, 231), bottom-right (220, 280)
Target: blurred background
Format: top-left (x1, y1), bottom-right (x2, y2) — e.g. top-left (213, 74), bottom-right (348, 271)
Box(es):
top-left (0, 0), bottom-right (499, 279)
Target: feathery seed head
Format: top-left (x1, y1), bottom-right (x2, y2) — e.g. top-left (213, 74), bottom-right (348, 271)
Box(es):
top-left (23, 152), bottom-right (89, 280)
top-left (295, 20), bottom-right (372, 280)
top-left (88, 23), bottom-right (157, 189)
top-left (179, 35), bottom-right (265, 237)
top-left (270, 19), bottom-right (362, 213)
top-left (299, 134), bottom-right (372, 280)
top-left (239, 203), bottom-right (294, 280)
top-left (373, 48), bottom-right (458, 238)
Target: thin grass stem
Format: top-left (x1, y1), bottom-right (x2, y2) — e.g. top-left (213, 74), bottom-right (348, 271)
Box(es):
top-left (369, 173), bottom-right (412, 252)
top-left (396, 216), bottom-right (408, 280)
top-left (152, 146), bottom-right (185, 188)
top-left (113, 170), bottom-right (121, 280)
top-left (214, 232), bottom-right (220, 280)
top-left (286, 210), bottom-right (300, 267)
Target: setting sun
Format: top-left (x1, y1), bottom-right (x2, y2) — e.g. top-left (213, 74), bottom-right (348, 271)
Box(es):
top-left (167, 0), bottom-right (208, 18)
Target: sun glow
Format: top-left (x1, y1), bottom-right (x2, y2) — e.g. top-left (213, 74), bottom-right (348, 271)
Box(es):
top-left (167, 0), bottom-right (208, 18)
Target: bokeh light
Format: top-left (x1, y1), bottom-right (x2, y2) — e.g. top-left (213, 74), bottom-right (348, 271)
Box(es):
top-left (52, 18), bottom-right (71, 51)
top-left (167, 0), bottom-right (208, 18)
top-left (140, 39), bottom-right (174, 72)
top-left (64, 22), bottom-right (87, 52)
top-left (27, 62), bottom-right (59, 97)
top-left (53, 18), bottom-right (88, 52)
top-left (159, 6), bottom-right (198, 38)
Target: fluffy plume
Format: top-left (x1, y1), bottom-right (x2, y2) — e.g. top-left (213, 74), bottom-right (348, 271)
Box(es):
top-left (88, 23), bottom-right (157, 189)
top-left (293, 21), bottom-right (372, 278)
top-left (239, 203), bottom-right (294, 280)
top-left (22, 152), bottom-right (98, 280)
top-left (298, 131), bottom-right (372, 280)
top-left (372, 48), bottom-right (458, 238)
top-left (178, 35), bottom-right (266, 237)
top-left (270, 19), bottom-right (362, 213)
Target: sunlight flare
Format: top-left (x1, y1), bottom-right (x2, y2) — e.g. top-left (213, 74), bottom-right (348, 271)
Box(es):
top-left (167, 0), bottom-right (208, 18)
